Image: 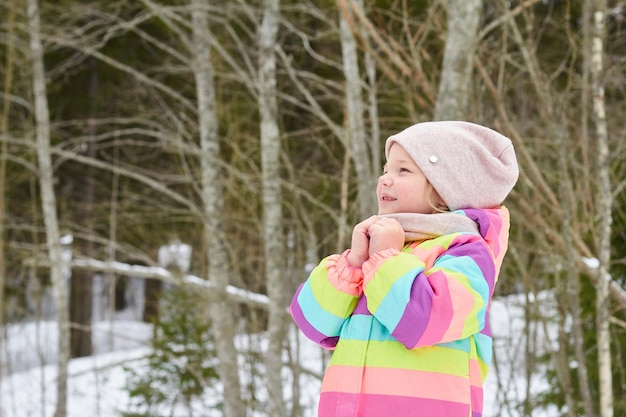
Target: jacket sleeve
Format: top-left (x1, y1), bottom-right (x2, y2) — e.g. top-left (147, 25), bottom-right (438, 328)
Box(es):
top-left (289, 250), bottom-right (363, 349)
top-left (361, 233), bottom-right (496, 349)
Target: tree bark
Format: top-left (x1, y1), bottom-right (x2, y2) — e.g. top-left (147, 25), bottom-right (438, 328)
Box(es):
top-left (434, 0), bottom-right (482, 120)
top-left (359, 1), bottom-right (380, 185)
top-left (554, 52), bottom-right (595, 414)
top-left (27, 0), bottom-right (70, 415)
top-left (258, 0), bottom-right (288, 416)
top-left (69, 58), bottom-right (98, 359)
top-left (0, 0), bottom-right (15, 335)
top-left (338, 0), bottom-right (377, 217)
top-left (0, 0), bottom-right (15, 402)
top-left (190, 1), bottom-right (245, 416)
top-left (566, 4), bottom-right (598, 416)
top-left (591, 3), bottom-right (613, 417)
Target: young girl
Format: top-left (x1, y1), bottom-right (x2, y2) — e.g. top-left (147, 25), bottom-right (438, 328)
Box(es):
top-left (290, 121), bottom-right (519, 417)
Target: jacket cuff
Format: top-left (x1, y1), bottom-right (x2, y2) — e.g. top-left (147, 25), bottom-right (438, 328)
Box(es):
top-left (326, 249), bottom-right (364, 296)
top-left (362, 248), bottom-right (401, 288)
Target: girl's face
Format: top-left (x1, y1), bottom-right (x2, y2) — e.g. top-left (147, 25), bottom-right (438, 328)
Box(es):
top-left (376, 143), bottom-right (440, 215)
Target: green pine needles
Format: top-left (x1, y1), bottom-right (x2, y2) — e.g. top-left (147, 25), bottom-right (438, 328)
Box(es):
top-left (123, 286), bottom-right (220, 416)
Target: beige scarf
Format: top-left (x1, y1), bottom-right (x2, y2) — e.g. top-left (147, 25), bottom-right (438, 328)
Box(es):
top-left (379, 211), bottom-right (479, 242)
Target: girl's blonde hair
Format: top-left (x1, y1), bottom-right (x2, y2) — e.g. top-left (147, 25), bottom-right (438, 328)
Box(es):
top-left (427, 183), bottom-right (448, 213)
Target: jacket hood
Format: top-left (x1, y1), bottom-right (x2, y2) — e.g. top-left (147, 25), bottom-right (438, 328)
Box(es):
top-left (459, 206), bottom-right (511, 274)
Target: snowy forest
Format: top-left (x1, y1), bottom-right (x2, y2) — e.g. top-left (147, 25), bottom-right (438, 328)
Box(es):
top-left (1, 0), bottom-right (625, 416)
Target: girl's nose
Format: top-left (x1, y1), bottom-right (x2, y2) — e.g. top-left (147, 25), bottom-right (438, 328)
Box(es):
top-left (378, 173), bottom-right (391, 186)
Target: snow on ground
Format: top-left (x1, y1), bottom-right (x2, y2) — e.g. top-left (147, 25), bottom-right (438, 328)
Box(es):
top-left (1, 319), bottom-right (152, 417)
top-left (0, 295), bottom-right (560, 417)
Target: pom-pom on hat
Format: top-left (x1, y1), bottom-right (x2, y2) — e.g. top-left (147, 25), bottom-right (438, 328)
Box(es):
top-left (385, 121), bottom-right (519, 210)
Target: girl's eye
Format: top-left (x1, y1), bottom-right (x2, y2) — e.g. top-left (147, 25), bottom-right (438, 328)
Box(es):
top-left (399, 167), bottom-right (410, 173)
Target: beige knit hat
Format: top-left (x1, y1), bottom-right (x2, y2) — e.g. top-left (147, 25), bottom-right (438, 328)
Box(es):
top-left (385, 121), bottom-right (519, 210)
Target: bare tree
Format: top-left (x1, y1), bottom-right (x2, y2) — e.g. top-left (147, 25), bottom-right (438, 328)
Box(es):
top-left (68, 57), bottom-right (98, 359)
top-left (434, 0), bottom-right (482, 120)
top-left (0, 0), bottom-right (16, 334)
top-left (0, 0), bottom-right (16, 409)
top-left (591, 2), bottom-right (613, 416)
top-left (337, 0), bottom-right (377, 217)
top-left (190, 1), bottom-right (245, 416)
top-left (27, 0), bottom-right (70, 416)
top-left (257, 0), bottom-right (288, 416)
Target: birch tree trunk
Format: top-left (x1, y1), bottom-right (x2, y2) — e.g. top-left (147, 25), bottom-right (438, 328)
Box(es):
top-left (434, 0), bottom-right (482, 121)
top-left (190, 1), bottom-right (245, 416)
top-left (27, 0), bottom-right (70, 416)
top-left (360, 7), bottom-right (380, 182)
top-left (567, 4), bottom-right (599, 416)
top-left (338, 0), bottom-right (377, 217)
top-left (258, 0), bottom-right (288, 416)
top-left (591, 3), bottom-right (613, 417)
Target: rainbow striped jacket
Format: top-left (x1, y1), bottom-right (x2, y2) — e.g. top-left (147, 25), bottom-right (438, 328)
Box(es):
top-left (290, 207), bottom-right (511, 417)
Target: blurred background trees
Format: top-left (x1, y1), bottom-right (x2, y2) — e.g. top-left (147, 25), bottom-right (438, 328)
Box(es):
top-left (1, 0), bottom-right (625, 416)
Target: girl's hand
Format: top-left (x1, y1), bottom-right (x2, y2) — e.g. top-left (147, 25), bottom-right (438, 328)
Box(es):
top-left (367, 217), bottom-right (405, 256)
top-left (346, 216), bottom-right (379, 268)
